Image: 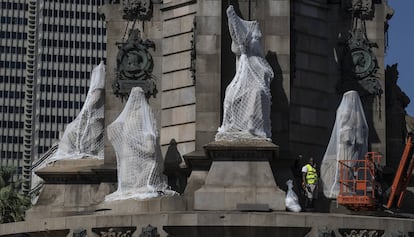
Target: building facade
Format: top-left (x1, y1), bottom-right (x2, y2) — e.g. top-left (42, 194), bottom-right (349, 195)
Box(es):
top-left (0, 0), bottom-right (27, 174)
top-left (0, 0), bottom-right (106, 192)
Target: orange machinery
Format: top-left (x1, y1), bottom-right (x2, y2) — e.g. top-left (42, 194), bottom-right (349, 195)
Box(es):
top-left (386, 132), bottom-right (414, 209)
top-left (337, 152), bottom-right (382, 211)
top-left (337, 132), bottom-right (414, 211)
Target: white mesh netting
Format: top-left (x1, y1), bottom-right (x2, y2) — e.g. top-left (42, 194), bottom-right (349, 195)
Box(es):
top-left (320, 90), bottom-right (368, 199)
top-left (48, 62), bottom-right (105, 162)
top-left (105, 87), bottom-right (176, 201)
top-left (215, 5), bottom-right (274, 142)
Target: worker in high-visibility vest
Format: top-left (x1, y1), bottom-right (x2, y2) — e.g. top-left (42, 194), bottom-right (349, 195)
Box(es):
top-left (302, 157), bottom-right (318, 210)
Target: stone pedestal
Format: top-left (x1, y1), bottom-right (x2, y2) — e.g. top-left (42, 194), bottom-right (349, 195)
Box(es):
top-left (194, 141), bottom-right (285, 211)
top-left (26, 159), bottom-right (115, 219)
top-left (94, 196), bottom-right (187, 215)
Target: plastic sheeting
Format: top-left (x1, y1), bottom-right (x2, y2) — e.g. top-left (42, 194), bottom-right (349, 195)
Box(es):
top-left (215, 5), bottom-right (274, 142)
top-left (321, 90), bottom-right (368, 199)
top-left (105, 87), bottom-right (176, 201)
top-left (285, 180), bottom-right (301, 212)
top-left (49, 62), bottom-right (105, 162)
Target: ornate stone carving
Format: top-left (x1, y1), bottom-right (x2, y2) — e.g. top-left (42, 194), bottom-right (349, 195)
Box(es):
top-left (347, 29), bottom-right (377, 80)
top-left (139, 225), bottom-right (160, 237)
top-left (122, 0), bottom-right (153, 21)
top-left (73, 228), bottom-right (88, 237)
top-left (92, 227), bottom-right (136, 237)
top-left (338, 229), bottom-right (384, 237)
top-left (319, 228), bottom-right (336, 237)
top-left (390, 230), bottom-right (406, 237)
top-left (114, 29), bottom-right (157, 100)
top-left (341, 0), bottom-right (374, 17)
top-left (343, 0), bottom-right (372, 14)
top-left (385, 64), bottom-right (411, 169)
top-left (337, 0), bottom-right (381, 95)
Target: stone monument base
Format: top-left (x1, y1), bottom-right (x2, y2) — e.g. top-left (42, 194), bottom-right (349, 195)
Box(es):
top-left (94, 195), bottom-right (188, 215)
top-left (194, 140), bottom-right (285, 211)
top-left (26, 158), bottom-right (115, 219)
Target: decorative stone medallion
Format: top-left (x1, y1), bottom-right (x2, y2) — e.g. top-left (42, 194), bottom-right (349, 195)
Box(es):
top-left (347, 29), bottom-right (378, 80)
top-left (114, 29), bottom-right (157, 99)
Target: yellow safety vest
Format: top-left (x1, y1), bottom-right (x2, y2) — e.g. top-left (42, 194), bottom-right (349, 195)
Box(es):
top-left (305, 164), bottom-right (317, 184)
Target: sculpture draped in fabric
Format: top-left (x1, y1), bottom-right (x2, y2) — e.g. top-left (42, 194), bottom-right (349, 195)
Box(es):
top-left (321, 90), bottom-right (368, 198)
top-left (105, 87), bottom-right (176, 201)
top-left (215, 5), bottom-right (274, 142)
top-left (49, 62), bottom-right (105, 162)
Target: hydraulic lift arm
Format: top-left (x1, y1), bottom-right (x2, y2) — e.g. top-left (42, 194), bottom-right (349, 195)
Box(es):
top-left (386, 132), bottom-right (414, 209)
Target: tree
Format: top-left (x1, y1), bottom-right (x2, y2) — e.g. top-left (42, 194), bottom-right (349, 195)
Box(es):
top-left (0, 167), bottom-right (31, 223)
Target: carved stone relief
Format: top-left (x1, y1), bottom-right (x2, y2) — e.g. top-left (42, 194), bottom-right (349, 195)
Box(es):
top-left (337, 0), bottom-right (381, 96)
top-left (338, 229), bottom-right (385, 237)
top-left (92, 227), bottom-right (137, 237)
top-left (319, 228), bottom-right (336, 237)
top-left (114, 29), bottom-right (157, 100)
top-left (73, 228), bottom-right (88, 237)
top-left (122, 0), bottom-right (153, 21)
top-left (139, 225), bottom-right (160, 237)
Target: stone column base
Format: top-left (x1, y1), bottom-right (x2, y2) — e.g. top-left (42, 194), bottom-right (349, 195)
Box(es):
top-left (194, 141), bottom-right (286, 211)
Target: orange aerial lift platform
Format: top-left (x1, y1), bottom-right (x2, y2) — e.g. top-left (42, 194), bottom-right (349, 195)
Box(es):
top-left (337, 152), bottom-right (382, 211)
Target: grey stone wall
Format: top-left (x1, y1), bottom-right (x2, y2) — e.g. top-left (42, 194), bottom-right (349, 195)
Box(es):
top-left (160, 1), bottom-right (198, 156)
top-left (194, 0), bottom-right (221, 150)
top-left (2, 211), bottom-right (414, 237)
top-left (100, 4), bottom-right (123, 164)
top-left (263, 0), bottom-right (292, 158)
top-left (291, 0), bottom-right (336, 162)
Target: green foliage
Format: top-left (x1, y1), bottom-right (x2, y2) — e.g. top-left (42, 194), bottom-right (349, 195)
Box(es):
top-left (0, 167), bottom-right (31, 223)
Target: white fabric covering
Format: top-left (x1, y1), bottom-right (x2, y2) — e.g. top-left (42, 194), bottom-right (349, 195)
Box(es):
top-left (321, 90), bottom-right (368, 199)
top-left (215, 5), bottom-right (274, 142)
top-left (105, 87), bottom-right (176, 201)
top-left (49, 62), bottom-right (105, 162)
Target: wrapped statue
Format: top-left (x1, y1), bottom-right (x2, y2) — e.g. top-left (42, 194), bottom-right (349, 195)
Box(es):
top-left (320, 90), bottom-right (368, 198)
top-left (49, 62), bottom-right (105, 162)
top-left (215, 5), bottom-right (274, 142)
top-left (105, 87), bottom-right (176, 201)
